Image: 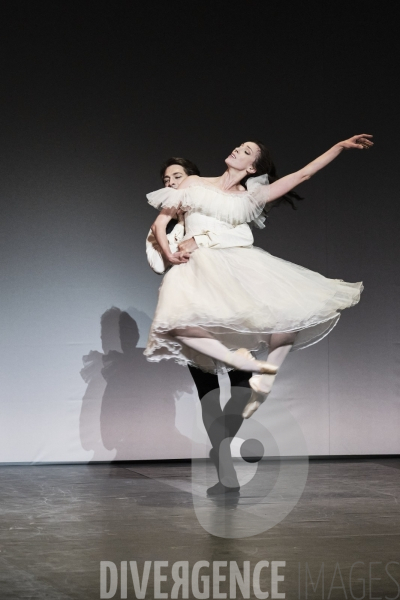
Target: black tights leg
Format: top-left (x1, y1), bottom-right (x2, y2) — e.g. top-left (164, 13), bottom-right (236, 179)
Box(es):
top-left (188, 365), bottom-right (252, 485)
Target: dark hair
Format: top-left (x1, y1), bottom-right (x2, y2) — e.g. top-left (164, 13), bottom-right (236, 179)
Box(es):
top-left (160, 157), bottom-right (200, 181)
top-left (160, 157), bottom-right (200, 235)
top-left (243, 140), bottom-right (303, 213)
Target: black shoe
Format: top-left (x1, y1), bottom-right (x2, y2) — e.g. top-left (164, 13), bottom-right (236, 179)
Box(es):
top-left (207, 482), bottom-right (240, 496)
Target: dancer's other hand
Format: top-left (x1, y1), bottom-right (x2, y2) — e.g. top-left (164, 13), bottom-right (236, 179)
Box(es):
top-left (338, 134), bottom-right (374, 150)
top-left (168, 251), bottom-right (191, 265)
top-left (178, 237), bottom-right (198, 253)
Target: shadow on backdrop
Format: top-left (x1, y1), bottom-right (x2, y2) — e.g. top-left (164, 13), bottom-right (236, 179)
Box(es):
top-left (80, 307), bottom-right (194, 461)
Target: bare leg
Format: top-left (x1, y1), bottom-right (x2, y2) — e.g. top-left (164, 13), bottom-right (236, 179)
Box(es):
top-left (243, 332), bottom-right (296, 418)
top-left (259, 332), bottom-right (297, 358)
top-left (171, 327), bottom-right (277, 373)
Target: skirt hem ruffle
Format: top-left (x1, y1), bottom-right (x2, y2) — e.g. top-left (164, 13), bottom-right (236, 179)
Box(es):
top-left (143, 311), bottom-right (344, 375)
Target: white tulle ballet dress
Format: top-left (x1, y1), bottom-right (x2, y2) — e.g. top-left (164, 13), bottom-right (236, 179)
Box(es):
top-left (144, 175), bottom-right (363, 374)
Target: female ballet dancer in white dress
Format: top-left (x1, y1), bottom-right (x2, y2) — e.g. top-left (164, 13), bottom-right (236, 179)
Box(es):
top-left (144, 134), bottom-right (372, 419)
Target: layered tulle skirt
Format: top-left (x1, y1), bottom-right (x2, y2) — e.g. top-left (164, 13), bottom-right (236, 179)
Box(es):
top-left (144, 246), bottom-right (363, 374)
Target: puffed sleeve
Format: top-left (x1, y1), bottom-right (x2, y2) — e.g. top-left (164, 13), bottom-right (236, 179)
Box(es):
top-left (146, 174), bottom-right (270, 226)
top-left (146, 187), bottom-right (186, 211)
top-left (145, 222), bottom-right (185, 275)
top-left (145, 228), bottom-right (169, 274)
top-left (193, 173), bottom-right (269, 225)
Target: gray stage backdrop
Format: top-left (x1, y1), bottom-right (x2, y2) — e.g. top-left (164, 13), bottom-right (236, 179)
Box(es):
top-left (0, 3), bottom-right (399, 462)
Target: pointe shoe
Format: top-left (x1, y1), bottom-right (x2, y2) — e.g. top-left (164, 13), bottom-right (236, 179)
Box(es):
top-left (257, 361), bottom-right (279, 375)
top-left (242, 374), bottom-right (277, 419)
top-left (224, 348), bottom-right (278, 374)
top-left (249, 373), bottom-right (276, 394)
top-left (242, 390), bottom-right (265, 419)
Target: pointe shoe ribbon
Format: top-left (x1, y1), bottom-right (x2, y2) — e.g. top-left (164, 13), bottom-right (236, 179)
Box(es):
top-left (224, 348), bottom-right (278, 374)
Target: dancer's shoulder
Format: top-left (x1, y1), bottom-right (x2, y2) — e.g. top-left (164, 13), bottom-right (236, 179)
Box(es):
top-left (178, 175), bottom-right (201, 190)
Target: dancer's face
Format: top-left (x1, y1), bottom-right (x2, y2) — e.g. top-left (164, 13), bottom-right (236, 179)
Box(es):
top-left (163, 165), bottom-right (189, 189)
top-left (225, 142), bottom-right (259, 174)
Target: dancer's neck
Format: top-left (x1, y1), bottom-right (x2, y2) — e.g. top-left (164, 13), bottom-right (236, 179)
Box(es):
top-left (204, 168), bottom-right (248, 192)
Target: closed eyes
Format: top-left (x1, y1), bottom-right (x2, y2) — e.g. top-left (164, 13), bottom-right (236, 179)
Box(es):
top-left (240, 143), bottom-right (252, 155)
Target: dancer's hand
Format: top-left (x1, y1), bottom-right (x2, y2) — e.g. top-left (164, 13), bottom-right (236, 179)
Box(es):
top-left (178, 237), bottom-right (198, 253)
top-left (338, 134), bottom-right (374, 150)
top-left (168, 251), bottom-right (191, 265)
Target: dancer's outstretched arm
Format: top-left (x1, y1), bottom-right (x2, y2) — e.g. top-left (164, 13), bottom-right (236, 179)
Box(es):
top-left (267, 134), bottom-right (373, 203)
